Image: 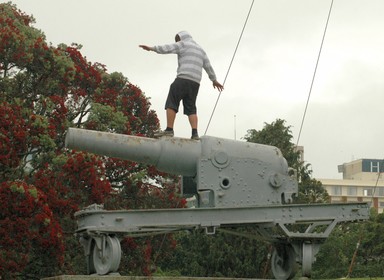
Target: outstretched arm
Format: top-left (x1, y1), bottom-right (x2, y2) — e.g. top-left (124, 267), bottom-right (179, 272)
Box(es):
top-left (139, 45), bottom-right (154, 51)
top-left (212, 80), bottom-right (224, 92)
top-left (140, 43), bottom-right (180, 54)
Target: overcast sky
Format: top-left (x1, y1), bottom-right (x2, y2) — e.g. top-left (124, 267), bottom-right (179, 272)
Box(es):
top-left (8, 0), bottom-right (384, 179)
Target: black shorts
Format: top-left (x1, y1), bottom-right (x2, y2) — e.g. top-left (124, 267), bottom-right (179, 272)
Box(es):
top-left (165, 78), bottom-right (200, 115)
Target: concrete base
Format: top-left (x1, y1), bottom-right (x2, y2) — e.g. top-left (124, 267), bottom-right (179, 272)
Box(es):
top-left (42, 276), bottom-right (260, 280)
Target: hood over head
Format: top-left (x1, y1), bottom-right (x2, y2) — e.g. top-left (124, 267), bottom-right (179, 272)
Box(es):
top-left (177, 31), bottom-right (193, 41)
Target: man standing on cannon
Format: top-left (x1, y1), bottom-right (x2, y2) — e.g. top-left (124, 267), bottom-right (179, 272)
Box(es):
top-left (139, 31), bottom-right (224, 140)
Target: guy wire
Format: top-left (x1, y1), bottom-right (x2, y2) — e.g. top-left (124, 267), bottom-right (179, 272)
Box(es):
top-left (204, 0), bottom-right (255, 135)
top-left (296, 0), bottom-right (334, 147)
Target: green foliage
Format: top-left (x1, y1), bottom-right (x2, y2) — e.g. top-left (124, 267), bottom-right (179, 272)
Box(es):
top-left (157, 229), bottom-right (270, 278)
top-left (86, 102), bottom-right (128, 133)
top-left (313, 213), bottom-right (384, 278)
top-left (296, 177), bottom-right (330, 204)
top-left (244, 118), bottom-right (300, 168)
top-left (153, 267), bottom-right (182, 277)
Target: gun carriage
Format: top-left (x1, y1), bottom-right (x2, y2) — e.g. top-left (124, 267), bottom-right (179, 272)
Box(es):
top-left (65, 128), bottom-right (369, 279)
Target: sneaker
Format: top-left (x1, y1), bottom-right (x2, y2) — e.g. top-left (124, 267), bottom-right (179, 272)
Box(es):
top-left (154, 130), bottom-right (174, 138)
top-left (191, 134), bottom-right (200, 140)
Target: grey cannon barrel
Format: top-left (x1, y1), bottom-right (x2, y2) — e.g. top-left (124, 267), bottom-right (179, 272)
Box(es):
top-left (65, 128), bottom-right (297, 207)
top-left (65, 128), bottom-right (200, 176)
top-left (65, 128), bottom-right (289, 177)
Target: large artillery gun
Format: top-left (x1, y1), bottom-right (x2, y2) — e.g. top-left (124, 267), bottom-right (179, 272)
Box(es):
top-left (65, 128), bottom-right (369, 279)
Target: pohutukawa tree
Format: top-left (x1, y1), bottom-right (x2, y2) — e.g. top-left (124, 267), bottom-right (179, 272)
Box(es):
top-left (0, 3), bottom-right (184, 278)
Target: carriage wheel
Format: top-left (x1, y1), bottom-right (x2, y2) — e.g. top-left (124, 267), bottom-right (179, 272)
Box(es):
top-left (92, 235), bottom-right (121, 275)
top-left (302, 242), bottom-right (314, 277)
top-left (271, 244), bottom-right (298, 280)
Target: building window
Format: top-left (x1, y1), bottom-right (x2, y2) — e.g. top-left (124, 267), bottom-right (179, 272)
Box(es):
top-left (364, 188), bottom-right (373, 196)
top-left (376, 187), bottom-right (384, 197)
top-left (362, 159), bottom-right (384, 173)
top-left (379, 201), bottom-right (384, 208)
top-left (371, 161), bottom-right (380, 173)
top-left (347, 187), bottom-right (357, 196)
top-left (367, 187), bottom-right (384, 197)
top-left (333, 186), bottom-right (342, 196)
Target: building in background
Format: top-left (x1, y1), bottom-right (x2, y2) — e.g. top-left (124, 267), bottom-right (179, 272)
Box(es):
top-left (320, 159), bottom-right (384, 213)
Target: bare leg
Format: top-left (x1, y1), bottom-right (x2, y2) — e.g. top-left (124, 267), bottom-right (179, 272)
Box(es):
top-left (166, 108), bottom-right (177, 128)
top-left (188, 114), bottom-right (198, 130)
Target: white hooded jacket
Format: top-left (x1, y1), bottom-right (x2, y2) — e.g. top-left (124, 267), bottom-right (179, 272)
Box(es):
top-left (153, 31), bottom-right (217, 84)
